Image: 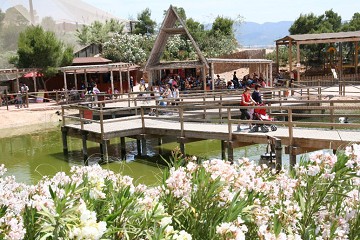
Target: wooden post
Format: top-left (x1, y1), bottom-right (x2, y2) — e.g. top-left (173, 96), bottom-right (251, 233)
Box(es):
top-left (84, 69), bottom-right (88, 88)
top-left (227, 141), bottom-right (234, 163)
top-left (203, 97), bottom-right (206, 119)
top-left (136, 139), bottom-right (141, 156)
top-left (210, 62), bottom-right (215, 91)
top-left (120, 137), bottom-right (126, 160)
top-left (110, 69), bottom-right (114, 99)
top-left (158, 137), bottom-right (163, 155)
top-left (288, 108), bottom-right (293, 146)
top-left (287, 108), bottom-right (296, 168)
top-left (101, 140), bottom-right (109, 163)
top-left (330, 102), bottom-right (334, 129)
top-left (289, 40), bottom-right (293, 73)
top-left (127, 67), bottom-right (130, 93)
top-left (61, 127), bottom-right (68, 155)
top-left (141, 138), bottom-right (147, 156)
top-left (32, 72), bottom-right (37, 92)
top-left (221, 140), bottom-right (226, 160)
top-left (16, 69), bottom-right (19, 92)
top-left (274, 138), bottom-right (282, 172)
top-left (180, 141), bottom-right (185, 156)
top-left (74, 70), bottom-right (78, 90)
top-left (119, 69), bottom-right (123, 94)
top-left (141, 107), bottom-right (145, 132)
top-left (227, 108), bottom-right (232, 141)
top-left (81, 132), bottom-right (88, 165)
top-left (289, 146), bottom-right (297, 168)
top-left (296, 43), bottom-right (300, 82)
top-left (180, 107), bottom-right (184, 137)
top-left (276, 44), bottom-right (279, 74)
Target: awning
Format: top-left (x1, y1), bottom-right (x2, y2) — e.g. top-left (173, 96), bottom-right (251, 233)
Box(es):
top-left (23, 71), bottom-right (43, 78)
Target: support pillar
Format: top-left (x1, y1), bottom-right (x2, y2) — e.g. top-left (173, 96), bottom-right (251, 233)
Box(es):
top-left (274, 138), bottom-right (282, 172)
top-left (81, 132), bottom-right (88, 165)
top-left (179, 142), bottom-right (185, 156)
top-left (120, 137), bottom-right (126, 160)
top-left (136, 139), bottom-right (141, 156)
top-left (289, 146), bottom-right (297, 169)
top-left (101, 140), bottom-right (110, 163)
top-left (141, 138), bottom-right (147, 156)
top-left (61, 127), bottom-right (68, 155)
top-left (221, 140), bottom-right (226, 160)
top-left (227, 141), bottom-right (234, 163)
top-left (158, 137), bottom-right (163, 155)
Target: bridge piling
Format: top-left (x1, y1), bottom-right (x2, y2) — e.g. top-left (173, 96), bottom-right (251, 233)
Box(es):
top-left (61, 127), bottom-right (68, 155)
top-left (81, 131), bottom-right (88, 165)
top-left (227, 141), bottom-right (234, 163)
top-left (221, 140), bottom-right (226, 160)
top-left (120, 137), bottom-right (126, 160)
top-left (136, 139), bottom-right (141, 156)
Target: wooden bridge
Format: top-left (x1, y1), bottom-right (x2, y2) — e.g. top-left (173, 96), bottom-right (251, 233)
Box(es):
top-left (60, 88), bottom-right (360, 170)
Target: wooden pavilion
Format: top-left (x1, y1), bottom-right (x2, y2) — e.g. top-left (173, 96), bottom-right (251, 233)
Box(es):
top-left (60, 62), bottom-right (138, 94)
top-left (0, 68), bottom-right (40, 93)
top-left (275, 31), bottom-right (360, 82)
top-left (146, 5), bottom-right (274, 90)
top-left (144, 5), bottom-right (209, 90)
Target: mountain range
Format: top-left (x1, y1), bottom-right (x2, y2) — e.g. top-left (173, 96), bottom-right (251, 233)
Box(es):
top-left (234, 21), bottom-right (293, 47)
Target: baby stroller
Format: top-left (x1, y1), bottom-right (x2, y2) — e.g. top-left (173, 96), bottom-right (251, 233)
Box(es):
top-left (250, 104), bottom-right (277, 133)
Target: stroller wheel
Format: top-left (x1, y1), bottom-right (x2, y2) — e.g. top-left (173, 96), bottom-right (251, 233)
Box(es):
top-left (270, 125), bottom-right (277, 131)
top-left (250, 125), bottom-right (258, 132)
top-left (261, 125), bottom-right (269, 133)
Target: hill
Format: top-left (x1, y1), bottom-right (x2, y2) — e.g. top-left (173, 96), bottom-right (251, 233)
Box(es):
top-left (234, 21), bottom-right (293, 47)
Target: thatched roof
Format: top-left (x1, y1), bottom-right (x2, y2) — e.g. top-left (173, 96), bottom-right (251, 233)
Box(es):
top-left (145, 5), bottom-right (208, 71)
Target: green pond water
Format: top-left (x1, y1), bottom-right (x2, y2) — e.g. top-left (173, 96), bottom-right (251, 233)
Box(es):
top-left (1, 123), bottom-right (301, 186)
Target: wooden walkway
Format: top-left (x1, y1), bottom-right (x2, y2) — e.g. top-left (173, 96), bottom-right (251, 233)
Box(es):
top-left (59, 86), bottom-right (360, 169)
top-left (65, 117), bottom-right (358, 150)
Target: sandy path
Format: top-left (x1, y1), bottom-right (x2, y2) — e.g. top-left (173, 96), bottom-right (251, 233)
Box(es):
top-left (0, 103), bottom-right (69, 138)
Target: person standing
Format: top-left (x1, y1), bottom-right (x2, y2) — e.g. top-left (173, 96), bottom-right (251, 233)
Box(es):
top-left (252, 85), bottom-right (262, 104)
top-left (20, 83), bottom-right (29, 108)
top-left (130, 76), bottom-right (134, 92)
top-left (238, 87), bottom-right (256, 131)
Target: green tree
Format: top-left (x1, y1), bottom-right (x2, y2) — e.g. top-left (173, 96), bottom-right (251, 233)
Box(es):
top-left (288, 10), bottom-right (344, 68)
top-left (133, 8), bottom-right (157, 35)
top-left (210, 16), bottom-right (234, 37)
top-left (75, 19), bottom-right (124, 52)
top-left (186, 18), bottom-right (206, 42)
top-left (342, 13), bottom-right (360, 31)
top-left (103, 33), bottom-right (154, 64)
top-left (15, 25), bottom-right (73, 76)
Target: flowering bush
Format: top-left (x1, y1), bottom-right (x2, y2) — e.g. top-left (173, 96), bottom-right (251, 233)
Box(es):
top-left (0, 144), bottom-right (359, 239)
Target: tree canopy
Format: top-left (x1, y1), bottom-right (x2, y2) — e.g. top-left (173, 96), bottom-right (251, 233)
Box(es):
top-left (14, 25), bottom-right (73, 76)
top-left (133, 8), bottom-right (156, 35)
top-left (75, 19), bottom-right (124, 51)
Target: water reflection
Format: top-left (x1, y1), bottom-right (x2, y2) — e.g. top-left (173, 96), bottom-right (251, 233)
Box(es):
top-left (1, 126), bottom-right (312, 186)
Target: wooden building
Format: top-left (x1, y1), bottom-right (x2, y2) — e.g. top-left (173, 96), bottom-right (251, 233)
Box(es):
top-left (275, 31), bottom-right (360, 82)
top-left (144, 5), bottom-right (209, 90)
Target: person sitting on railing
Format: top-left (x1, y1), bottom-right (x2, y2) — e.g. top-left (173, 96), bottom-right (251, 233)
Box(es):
top-left (237, 87), bottom-right (256, 131)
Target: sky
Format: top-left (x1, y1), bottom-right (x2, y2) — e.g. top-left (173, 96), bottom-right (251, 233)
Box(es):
top-left (83, 0), bottom-right (359, 24)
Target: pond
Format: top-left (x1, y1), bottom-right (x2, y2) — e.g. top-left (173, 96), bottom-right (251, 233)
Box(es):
top-left (1, 124), bottom-right (303, 186)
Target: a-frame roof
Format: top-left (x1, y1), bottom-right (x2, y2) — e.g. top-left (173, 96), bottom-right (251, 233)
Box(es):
top-left (145, 5), bottom-right (208, 71)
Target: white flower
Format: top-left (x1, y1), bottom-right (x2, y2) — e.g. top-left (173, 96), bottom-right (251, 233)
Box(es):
top-left (173, 230), bottom-right (192, 240)
top-left (160, 216), bottom-right (172, 227)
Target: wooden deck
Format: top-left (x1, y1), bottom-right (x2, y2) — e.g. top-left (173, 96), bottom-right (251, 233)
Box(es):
top-left (61, 91), bottom-right (360, 168)
top-left (64, 116), bottom-right (359, 150)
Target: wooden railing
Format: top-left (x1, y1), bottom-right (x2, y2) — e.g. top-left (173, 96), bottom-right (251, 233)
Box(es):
top-left (62, 98), bottom-right (360, 146)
